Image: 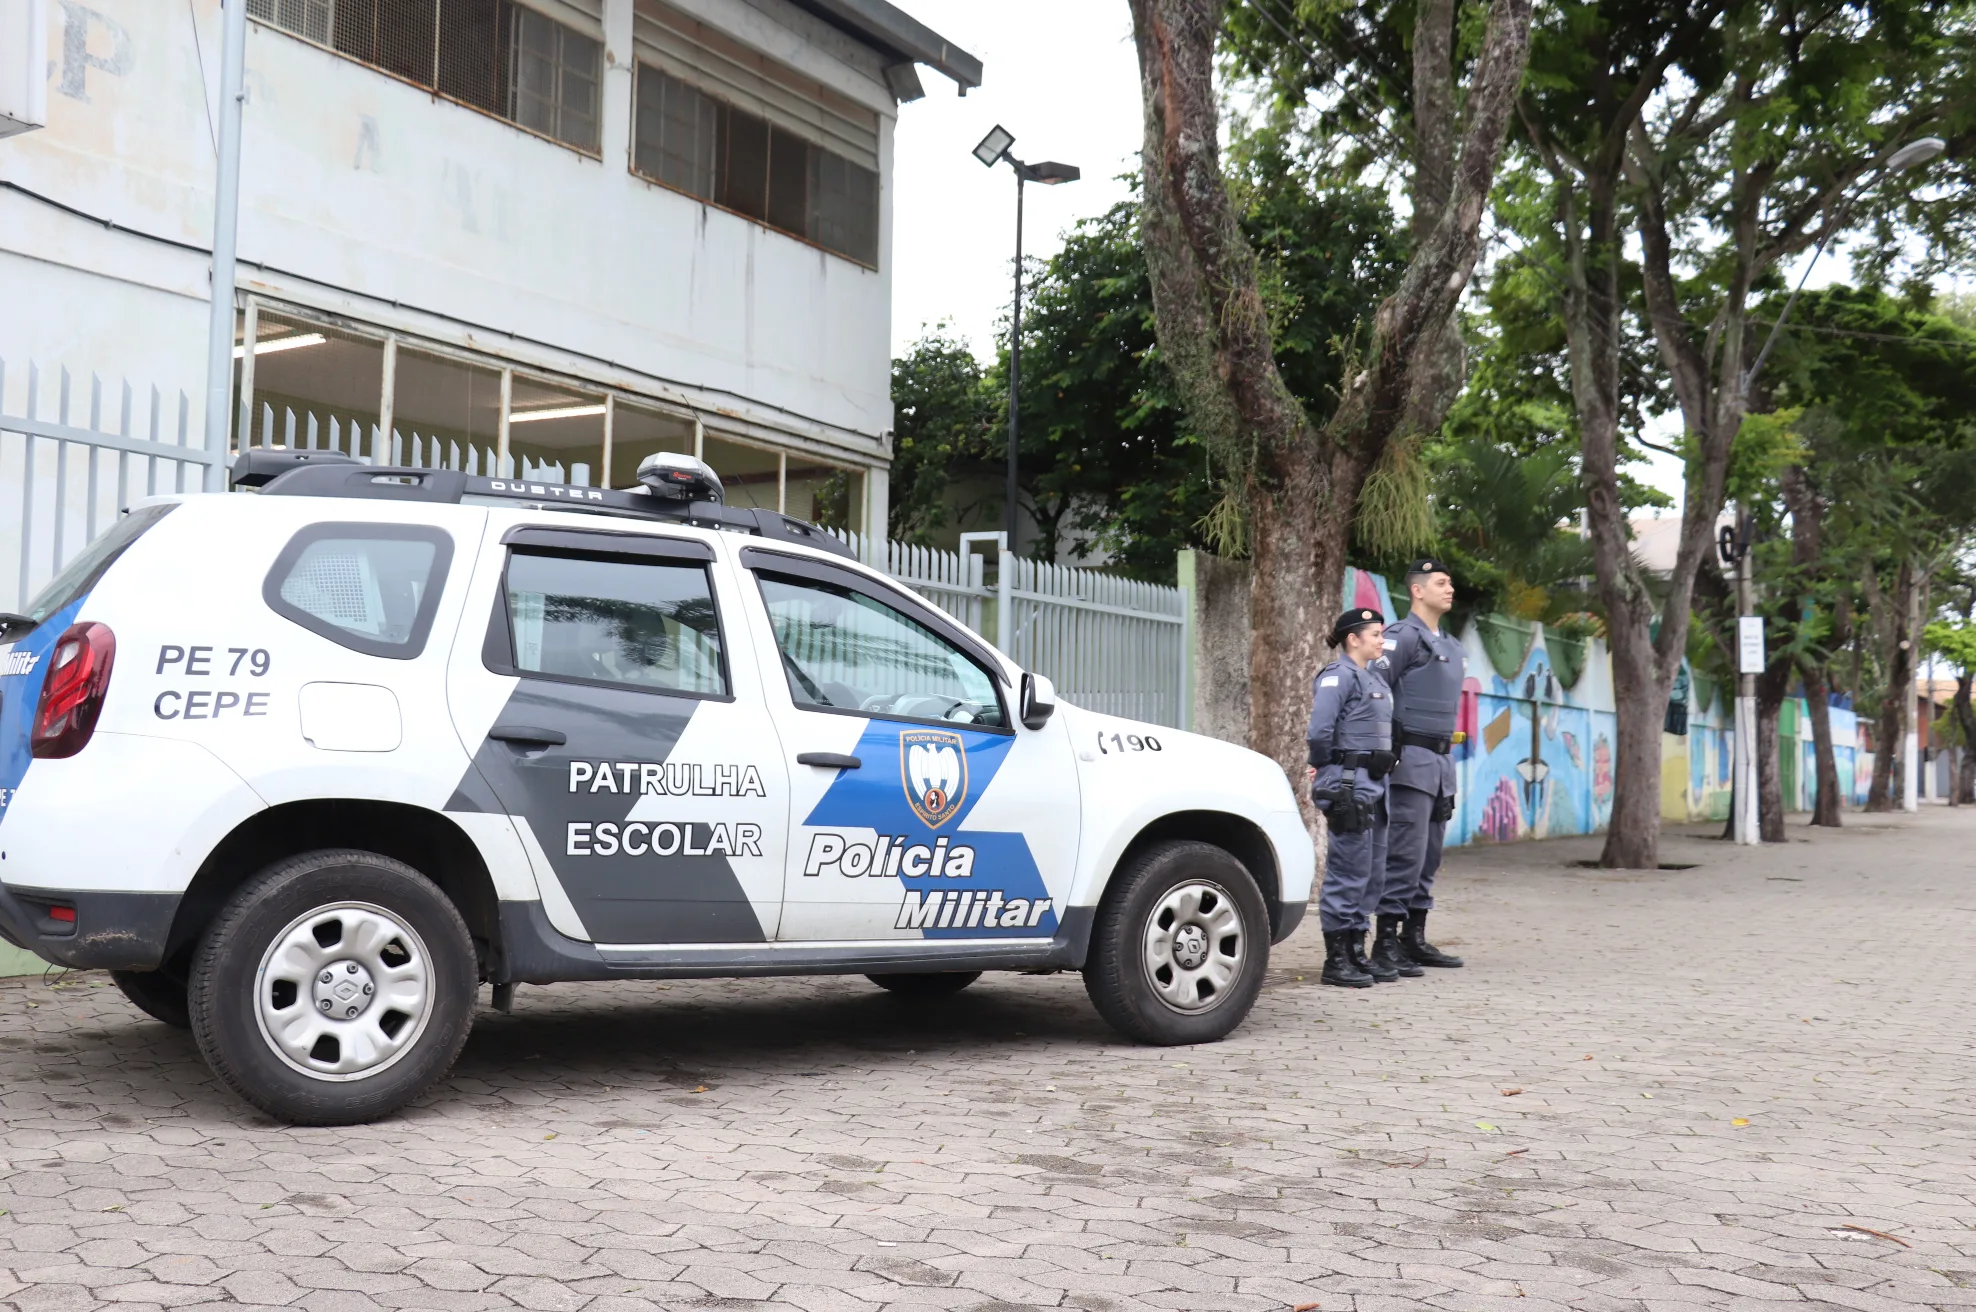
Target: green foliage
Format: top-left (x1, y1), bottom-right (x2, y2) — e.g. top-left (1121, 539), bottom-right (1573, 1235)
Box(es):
top-left (1925, 620), bottom-right (1976, 675)
top-left (888, 162), bottom-right (1402, 581)
top-left (887, 328), bottom-right (994, 545)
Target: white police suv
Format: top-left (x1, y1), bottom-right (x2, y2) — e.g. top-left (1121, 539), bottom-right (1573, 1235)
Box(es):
top-left (0, 450), bottom-right (1312, 1124)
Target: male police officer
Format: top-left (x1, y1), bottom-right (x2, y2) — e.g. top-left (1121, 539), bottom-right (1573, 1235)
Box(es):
top-left (1372, 559), bottom-right (1467, 975)
top-left (1306, 608), bottom-right (1398, 987)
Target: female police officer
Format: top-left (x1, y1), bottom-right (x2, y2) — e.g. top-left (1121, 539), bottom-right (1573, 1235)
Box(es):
top-left (1306, 607), bottom-right (1397, 988)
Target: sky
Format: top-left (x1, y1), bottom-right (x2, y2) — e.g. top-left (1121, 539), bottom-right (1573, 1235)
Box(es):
top-left (888, 1), bottom-right (1144, 361)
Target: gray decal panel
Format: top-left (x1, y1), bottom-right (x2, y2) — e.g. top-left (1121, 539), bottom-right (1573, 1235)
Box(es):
top-left (466, 683), bottom-right (769, 944)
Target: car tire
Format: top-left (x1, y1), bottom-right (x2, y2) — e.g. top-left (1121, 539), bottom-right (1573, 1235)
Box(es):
top-left (187, 849), bottom-right (477, 1126)
top-left (110, 969), bottom-right (191, 1030)
top-left (866, 971), bottom-right (981, 997)
top-left (1082, 840), bottom-right (1268, 1045)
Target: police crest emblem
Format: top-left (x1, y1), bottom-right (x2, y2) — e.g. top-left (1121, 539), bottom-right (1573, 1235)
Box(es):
top-left (901, 729), bottom-right (968, 828)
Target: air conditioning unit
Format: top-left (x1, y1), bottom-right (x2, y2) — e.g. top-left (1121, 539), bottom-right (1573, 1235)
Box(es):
top-left (0, 0), bottom-right (48, 139)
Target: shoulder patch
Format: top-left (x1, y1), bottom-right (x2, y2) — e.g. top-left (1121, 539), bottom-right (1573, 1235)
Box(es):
top-left (1381, 638), bottom-right (1397, 650)
top-left (1319, 675), bottom-right (1340, 688)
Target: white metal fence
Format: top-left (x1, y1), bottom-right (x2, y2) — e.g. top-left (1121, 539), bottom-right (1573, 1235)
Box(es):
top-left (839, 531), bottom-right (1188, 729)
top-left (0, 360), bottom-right (222, 612)
top-left (1, 358), bottom-right (1187, 727)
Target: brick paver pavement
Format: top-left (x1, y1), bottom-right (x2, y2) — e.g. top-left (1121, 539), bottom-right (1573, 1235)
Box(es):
top-left (4, 808), bottom-right (1975, 1312)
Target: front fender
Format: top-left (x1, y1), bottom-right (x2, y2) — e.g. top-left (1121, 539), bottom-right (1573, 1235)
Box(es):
top-left (1063, 707), bottom-right (1314, 925)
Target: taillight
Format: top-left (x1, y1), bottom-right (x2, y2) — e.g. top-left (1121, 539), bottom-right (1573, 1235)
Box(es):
top-left (31, 621), bottom-right (116, 759)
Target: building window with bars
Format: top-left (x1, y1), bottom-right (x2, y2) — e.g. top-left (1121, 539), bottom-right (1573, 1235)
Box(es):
top-left (633, 65), bottom-right (879, 268)
top-left (247, 0), bottom-right (602, 154)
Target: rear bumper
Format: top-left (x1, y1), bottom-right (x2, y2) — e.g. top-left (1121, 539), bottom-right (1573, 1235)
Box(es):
top-left (0, 883), bottom-right (179, 970)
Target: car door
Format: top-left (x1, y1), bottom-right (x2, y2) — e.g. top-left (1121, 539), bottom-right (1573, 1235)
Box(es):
top-left (734, 548), bottom-right (1082, 943)
top-left (449, 523), bottom-right (788, 945)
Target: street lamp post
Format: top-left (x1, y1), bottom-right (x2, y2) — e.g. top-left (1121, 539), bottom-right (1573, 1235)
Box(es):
top-left (1727, 135), bottom-right (1944, 843)
top-left (972, 125), bottom-right (1078, 553)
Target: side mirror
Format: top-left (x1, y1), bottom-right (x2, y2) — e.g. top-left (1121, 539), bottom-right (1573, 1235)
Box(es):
top-left (1019, 672), bottom-right (1056, 730)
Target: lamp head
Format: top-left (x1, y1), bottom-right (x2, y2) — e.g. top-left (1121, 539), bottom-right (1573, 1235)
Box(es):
top-left (1027, 160), bottom-right (1080, 185)
top-left (1888, 137), bottom-right (1946, 171)
top-left (972, 125), bottom-right (1014, 168)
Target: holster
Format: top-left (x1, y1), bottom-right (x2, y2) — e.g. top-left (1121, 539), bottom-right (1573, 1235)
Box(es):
top-left (1317, 782), bottom-right (1371, 834)
top-left (1431, 792), bottom-right (1456, 823)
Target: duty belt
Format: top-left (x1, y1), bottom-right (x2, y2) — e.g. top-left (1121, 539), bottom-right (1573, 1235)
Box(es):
top-left (1399, 730), bottom-right (1452, 754)
top-left (1330, 748), bottom-right (1396, 778)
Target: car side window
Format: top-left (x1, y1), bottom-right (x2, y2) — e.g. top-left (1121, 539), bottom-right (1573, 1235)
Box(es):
top-left (755, 571), bottom-right (1005, 729)
top-left (264, 523), bottom-right (453, 659)
top-left (502, 550), bottom-right (727, 697)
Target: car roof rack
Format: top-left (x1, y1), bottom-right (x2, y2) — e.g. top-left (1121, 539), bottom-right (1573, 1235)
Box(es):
top-left (231, 449), bottom-right (856, 560)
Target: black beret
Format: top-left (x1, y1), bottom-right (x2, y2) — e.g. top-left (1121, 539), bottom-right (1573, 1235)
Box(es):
top-left (1328, 607), bottom-right (1384, 644)
top-left (1407, 558), bottom-right (1451, 579)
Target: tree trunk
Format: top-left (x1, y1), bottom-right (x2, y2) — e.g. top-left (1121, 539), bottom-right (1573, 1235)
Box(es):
top-left (1799, 660), bottom-right (1844, 826)
top-left (1956, 671), bottom-right (1975, 805)
top-left (1128, 0), bottom-right (1532, 821)
top-left (1755, 655), bottom-right (1791, 842)
top-left (1866, 557), bottom-right (1916, 812)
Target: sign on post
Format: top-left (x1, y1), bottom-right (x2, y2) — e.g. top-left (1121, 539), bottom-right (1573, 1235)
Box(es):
top-left (1737, 616), bottom-right (1766, 674)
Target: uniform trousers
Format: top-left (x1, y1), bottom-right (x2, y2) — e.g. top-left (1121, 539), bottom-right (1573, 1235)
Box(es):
top-left (1378, 783), bottom-right (1445, 917)
top-left (1316, 800), bottom-right (1388, 934)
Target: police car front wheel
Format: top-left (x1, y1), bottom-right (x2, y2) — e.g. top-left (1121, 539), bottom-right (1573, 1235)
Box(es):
top-left (187, 850), bottom-right (478, 1126)
top-left (1082, 841), bottom-right (1268, 1045)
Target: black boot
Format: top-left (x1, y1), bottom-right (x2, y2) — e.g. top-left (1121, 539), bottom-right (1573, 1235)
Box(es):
top-left (1372, 915), bottom-right (1424, 978)
top-left (1356, 925), bottom-right (1396, 982)
top-left (1321, 931), bottom-right (1374, 988)
top-left (1402, 909), bottom-right (1464, 968)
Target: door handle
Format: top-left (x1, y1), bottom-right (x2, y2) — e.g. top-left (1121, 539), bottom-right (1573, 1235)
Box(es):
top-left (489, 724), bottom-right (567, 747)
top-left (796, 752), bottom-right (862, 770)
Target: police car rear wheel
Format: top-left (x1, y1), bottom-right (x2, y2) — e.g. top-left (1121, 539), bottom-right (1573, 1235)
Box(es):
top-left (188, 850), bottom-right (477, 1126)
top-left (867, 971), bottom-right (981, 997)
top-left (1083, 841), bottom-right (1267, 1045)
top-left (110, 969), bottom-right (191, 1030)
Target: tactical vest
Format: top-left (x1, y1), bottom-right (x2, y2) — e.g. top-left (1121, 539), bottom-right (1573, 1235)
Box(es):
top-left (1326, 660), bottom-right (1393, 751)
top-left (1394, 622), bottom-right (1462, 737)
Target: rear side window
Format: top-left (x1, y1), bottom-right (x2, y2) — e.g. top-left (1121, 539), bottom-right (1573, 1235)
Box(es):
top-left (18, 503), bottom-right (177, 628)
top-left (264, 523), bottom-right (454, 659)
top-left (500, 550), bottom-right (728, 697)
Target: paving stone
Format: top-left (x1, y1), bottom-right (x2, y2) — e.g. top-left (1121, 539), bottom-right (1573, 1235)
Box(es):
top-left (2, 810), bottom-right (1973, 1310)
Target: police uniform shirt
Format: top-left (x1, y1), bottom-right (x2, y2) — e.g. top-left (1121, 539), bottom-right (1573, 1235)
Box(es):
top-left (1306, 657), bottom-right (1393, 802)
top-left (1378, 611), bottom-right (1464, 796)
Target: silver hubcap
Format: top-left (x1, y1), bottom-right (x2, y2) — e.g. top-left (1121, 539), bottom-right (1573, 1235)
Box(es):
top-left (1143, 880), bottom-right (1244, 1013)
top-left (254, 902), bottom-right (433, 1082)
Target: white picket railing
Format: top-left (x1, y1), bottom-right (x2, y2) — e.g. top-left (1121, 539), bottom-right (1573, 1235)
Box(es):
top-left (1003, 554), bottom-right (1187, 727)
top-left (0, 359), bottom-right (222, 612)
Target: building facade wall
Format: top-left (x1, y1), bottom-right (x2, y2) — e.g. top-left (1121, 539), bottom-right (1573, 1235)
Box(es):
top-left (2, 0), bottom-right (899, 516)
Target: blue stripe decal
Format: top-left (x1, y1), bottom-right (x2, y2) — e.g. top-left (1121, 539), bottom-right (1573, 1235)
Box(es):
top-left (0, 598), bottom-right (89, 828)
top-left (801, 722), bottom-right (1056, 939)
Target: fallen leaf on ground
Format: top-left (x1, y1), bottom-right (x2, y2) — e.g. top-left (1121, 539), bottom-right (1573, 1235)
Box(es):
top-left (1732, 1118), bottom-right (1749, 1127)
top-left (1581, 1054), bottom-right (1592, 1060)
top-left (693, 1085), bottom-right (709, 1093)
top-left (1641, 1092), bottom-right (1653, 1099)
top-left (1293, 1303), bottom-right (1321, 1311)
top-left (544, 1133), bottom-right (557, 1140)
top-left (1501, 1148), bottom-right (1530, 1157)
top-left (1475, 1122), bottom-right (1500, 1133)
top-left (1501, 1088), bottom-right (1523, 1096)
top-left (1838, 1224), bottom-right (1911, 1247)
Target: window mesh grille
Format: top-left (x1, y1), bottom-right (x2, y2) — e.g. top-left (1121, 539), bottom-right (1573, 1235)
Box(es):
top-left (250, 0), bottom-right (601, 153)
top-left (634, 64), bottom-right (878, 267)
